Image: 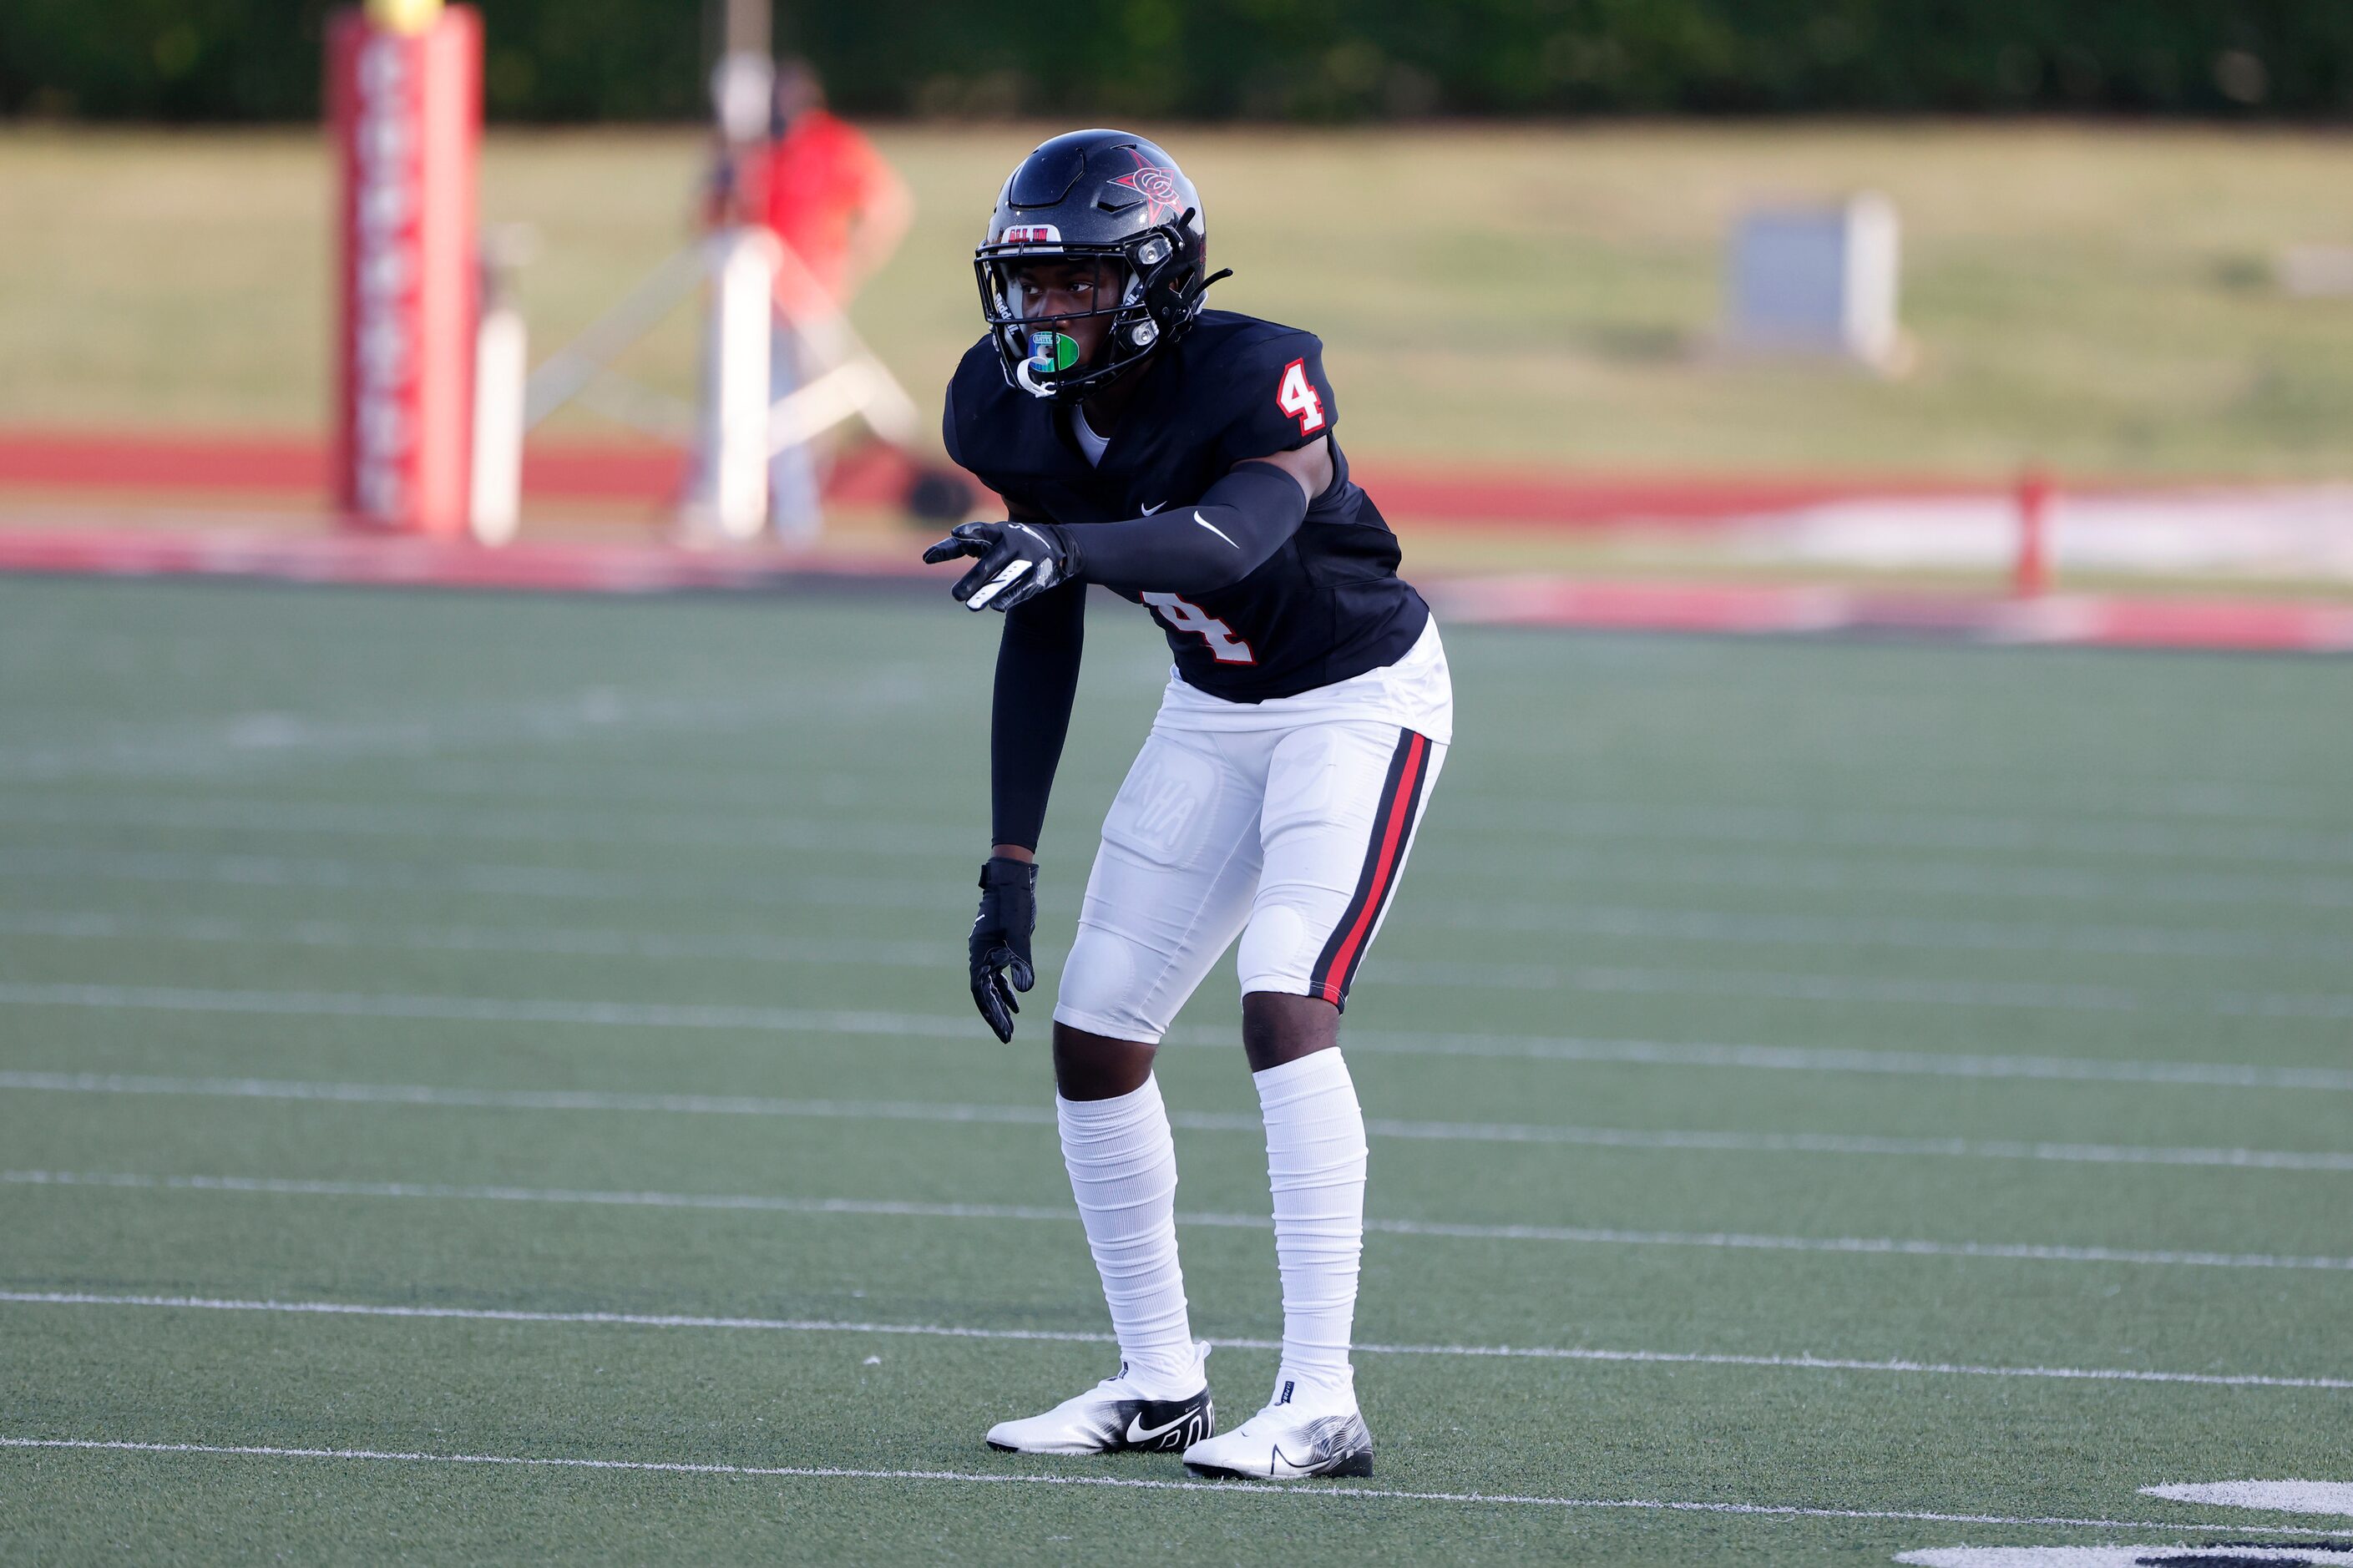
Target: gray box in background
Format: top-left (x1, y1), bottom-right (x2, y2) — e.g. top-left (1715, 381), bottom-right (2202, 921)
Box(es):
top-left (1725, 193), bottom-right (1904, 372)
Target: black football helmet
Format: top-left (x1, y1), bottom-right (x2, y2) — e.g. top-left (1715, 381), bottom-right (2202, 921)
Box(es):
top-left (974, 129), bottom-right (1228, 402)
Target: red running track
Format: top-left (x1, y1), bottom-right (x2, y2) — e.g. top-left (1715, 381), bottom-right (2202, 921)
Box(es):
top-left (0, 428), bottom-right (1992, 527)
top-left (5, 428), bottom-right (2347, 651)
top-left (2, 524), bottom-right (2348, 653)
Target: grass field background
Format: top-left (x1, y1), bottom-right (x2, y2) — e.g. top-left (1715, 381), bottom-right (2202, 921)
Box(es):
top-left (1, 576), bottom-right (2349, 1561)
top-left (5, 123), bottom-right (2353, 475)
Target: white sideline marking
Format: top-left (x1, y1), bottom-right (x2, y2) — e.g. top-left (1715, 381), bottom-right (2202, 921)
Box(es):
top-left (7, 1290), bottom-right (2348, 1391)
top-left (2, 1437), bottom-right (2345, 1533)
top-left (9, 1171), bottom-right (2350, 1272)
top-left (1900, 1548), bottom-right (2353, 1565)
top-left (2142, 1480), bottom-right (2353, 1516)
top-left (17, 908), bottom-right (2353, 1019)
top-left (6, 980), bottom-right (2349, 1094)
top-left (12, 847), bottom-right (2353, 964)
top-left (8, 1071), bottom-right (2351, 1174)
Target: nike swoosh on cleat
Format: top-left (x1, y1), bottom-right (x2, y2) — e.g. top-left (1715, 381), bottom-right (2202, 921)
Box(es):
top-left (1192, 511), bottom-right (1240, 549)
top-left (1125, 1409), bottom-right (1197, 1445)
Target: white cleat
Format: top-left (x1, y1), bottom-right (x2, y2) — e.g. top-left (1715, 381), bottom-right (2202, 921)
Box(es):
top-left (985, 1344), bottom-right (1214, 1456)
top-left (1181, 1394), bottom-right (1374, 1480)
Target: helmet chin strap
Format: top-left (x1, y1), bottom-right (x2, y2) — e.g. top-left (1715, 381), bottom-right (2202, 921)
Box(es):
top-left (1014, 358), bottom-right (1056, 399)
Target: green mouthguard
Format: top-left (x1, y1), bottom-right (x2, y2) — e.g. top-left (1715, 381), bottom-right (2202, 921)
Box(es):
top-left (1027, 331), bottom-right (1080, 372)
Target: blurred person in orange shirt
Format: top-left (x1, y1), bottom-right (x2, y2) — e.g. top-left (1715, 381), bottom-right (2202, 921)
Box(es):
top-left (703, 58), bottom-right (913, 540)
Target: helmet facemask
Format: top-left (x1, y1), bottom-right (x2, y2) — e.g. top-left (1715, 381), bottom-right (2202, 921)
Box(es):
top-left (974, 220), bottom-right (1212, 402)
top-left (980, 253), bottom-right (1143, 399)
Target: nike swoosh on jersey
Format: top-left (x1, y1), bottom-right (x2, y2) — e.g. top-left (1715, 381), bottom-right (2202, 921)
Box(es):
top-left (1125, 1409), bottom-right (1197, 1445)
top-left (1193, 511), bottom-right (1240, 549)
top-left (1140, 499), bottom-right (1167, 514)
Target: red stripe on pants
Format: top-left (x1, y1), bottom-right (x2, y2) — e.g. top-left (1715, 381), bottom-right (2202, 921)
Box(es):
top-left (1318, 731), bottom-right (1427, 1005)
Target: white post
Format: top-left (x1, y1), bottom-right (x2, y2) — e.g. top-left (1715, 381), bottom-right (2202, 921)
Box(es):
top-left (683, 226), bottom-right (778, 544)
top-left (467, 225), bottom-right (534, 546)
top-left (468, 292), bottom-right (527, 545)
top-left (1840, 192), bottom-right (1901, 372)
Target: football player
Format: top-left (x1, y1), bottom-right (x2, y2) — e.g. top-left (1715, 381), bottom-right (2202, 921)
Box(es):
top-left (924, 129), bottom-right (1450, 1481)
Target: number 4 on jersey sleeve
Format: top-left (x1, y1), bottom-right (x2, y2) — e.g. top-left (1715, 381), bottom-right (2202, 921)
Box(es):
top-left (1277, 357), bottom-right (1327, 436)
top-left (1144, 592), bottom-right (1257, 665)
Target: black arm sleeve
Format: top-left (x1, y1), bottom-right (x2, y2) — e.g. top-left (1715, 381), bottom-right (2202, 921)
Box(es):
top-left (1065, 461), bottom-right (1308, 596)
top-left (989, 576), bottom-right (1085, 852)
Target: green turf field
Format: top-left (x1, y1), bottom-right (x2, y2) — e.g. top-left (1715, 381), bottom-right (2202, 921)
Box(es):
top-left (2, 576), bottom-right (2349, 1563)
top-left (7, 123), bottom-right (2353, 475)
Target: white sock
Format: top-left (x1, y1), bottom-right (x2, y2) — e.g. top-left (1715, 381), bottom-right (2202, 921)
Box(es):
top-left (1056, 1076), bottom-right (1200, 1399)
top-left (1253, 1049), bottom-right (1369, 1413)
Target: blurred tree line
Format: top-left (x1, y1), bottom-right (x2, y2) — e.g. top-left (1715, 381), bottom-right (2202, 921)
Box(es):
top-left (6, 1), bottom-right (2348, 121)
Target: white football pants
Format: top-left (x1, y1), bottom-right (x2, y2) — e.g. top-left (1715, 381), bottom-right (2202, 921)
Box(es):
top-left (1053, 713), bottom-right (1445, 1043)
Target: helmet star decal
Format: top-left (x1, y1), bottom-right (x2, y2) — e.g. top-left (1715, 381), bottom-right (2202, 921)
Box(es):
top-left (1109, 151), bottom-right (1184, 225)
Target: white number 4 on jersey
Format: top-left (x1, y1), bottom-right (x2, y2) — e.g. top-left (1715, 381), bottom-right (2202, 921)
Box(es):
top-left (1277, 357), bottom-right (1326, 436)
top-left (1144, 592), bottom-right (1257, 664)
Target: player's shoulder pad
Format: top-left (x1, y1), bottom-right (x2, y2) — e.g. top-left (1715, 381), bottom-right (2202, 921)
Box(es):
top-left (943, 334), bottom-right (1011, 473)
top-left (1187, 311), bottom-right (1337, 460)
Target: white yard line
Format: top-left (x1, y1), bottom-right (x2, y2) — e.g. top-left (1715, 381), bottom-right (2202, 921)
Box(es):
top-left (13, 795), bottom-right (2353, 910)
top-left (1435, 844), bottom-right (2353, 913)
top-left (0, 982), bottom-right (982, 1039)
top-left (1442, 797), bottom-right (2353, 871)
top-left (8, 1171), bottom-right (2348, 1272)
top-left (1339, 1029), bottom-right (2353, 1093)
top-left (0, 675), bottom-right (937, 785)
top-left (0, 1071), bottom-right (1050, 1128)
top-left (0, 910), bottom-right (952, 968)
top-left (4, 664), bottom-right (950, 781)
top-left (1433, 900), bottom-right (2353, 964)
top-left (1369, 957), bottom-right (2353, 1019)
top-left (19, 764), bottom-right (2351, 857)
top-left (9, 849), bottom-right (2353, 962)
top-left (5, 1290), bottom-right (2345, 1391)
top-left (8, 1070), bottom-right (2350, 1174)
top-left (0, 848), bottom-right (937, 913)
top-left (11, 908), bottom-right (2353, 1019)
top-left (0, 1436), bottom-right (2342, 1533)
top-left (0, 797), bottom-right (966, 858)
top-left (2143, 1481), bottom-right (2353, 1515)
top-left (260, 745), bottom-right (2349, 827)
top-left (5, 980), bottom-right (2349, 1092)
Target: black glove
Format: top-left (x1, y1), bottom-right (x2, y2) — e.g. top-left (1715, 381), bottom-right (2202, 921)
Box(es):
top-left (922, 521), bottom-right (1077, 614)
top-left (967, 855), bottom-right (1038, 1042)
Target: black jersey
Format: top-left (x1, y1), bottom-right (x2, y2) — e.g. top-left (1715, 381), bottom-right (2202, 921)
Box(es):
top-left (943, 310), bottom-right (1430, 703)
